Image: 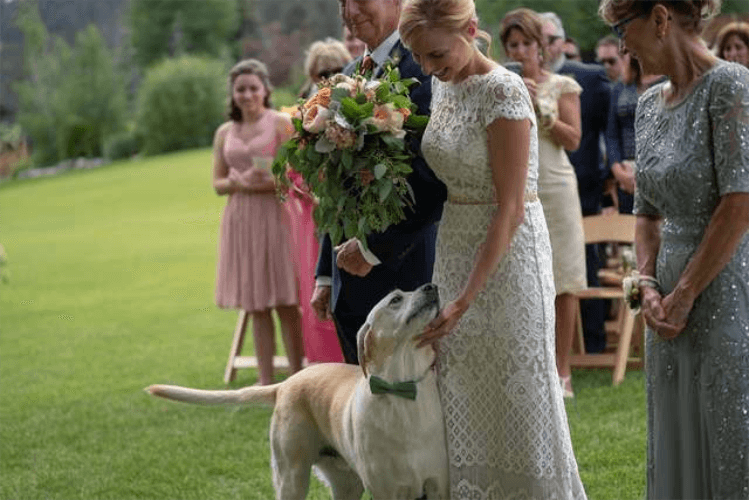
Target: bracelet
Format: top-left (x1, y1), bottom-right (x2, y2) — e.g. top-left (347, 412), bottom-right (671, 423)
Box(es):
top-left (622, 271), bottom-right (660, 314)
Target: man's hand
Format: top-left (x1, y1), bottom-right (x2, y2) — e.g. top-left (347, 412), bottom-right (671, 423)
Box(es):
top-left (335, 239), bottom-right (373, 277)
top-left (311, 285), bottom-right (333, 321)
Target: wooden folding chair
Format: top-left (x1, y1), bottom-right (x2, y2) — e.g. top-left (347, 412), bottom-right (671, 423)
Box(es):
top-left (569, 213), bottom-right (644, 385)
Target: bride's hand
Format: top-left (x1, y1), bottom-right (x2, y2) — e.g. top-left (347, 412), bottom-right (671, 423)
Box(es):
top-left (415, 299), bottom-right (469, 348)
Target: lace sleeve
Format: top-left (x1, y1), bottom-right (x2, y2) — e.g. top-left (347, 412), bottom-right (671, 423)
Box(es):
top-left (479, 71), bottom-right (535, 128)
top-left (710, 64), bottom-right (749, 196)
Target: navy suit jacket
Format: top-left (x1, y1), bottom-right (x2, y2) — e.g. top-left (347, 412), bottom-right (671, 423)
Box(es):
top-left (315, 40), bottom-right (447, 336)
top-left (506, 60), bottom-right (611, 215)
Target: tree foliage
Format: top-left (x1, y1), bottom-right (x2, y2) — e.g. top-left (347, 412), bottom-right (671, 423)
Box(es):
top-left (128, 0), bottom-right (238, 69)
top-left (14, 1), bottom-right (127, 165)
top-left (135, 55), bottom-right (228, 155)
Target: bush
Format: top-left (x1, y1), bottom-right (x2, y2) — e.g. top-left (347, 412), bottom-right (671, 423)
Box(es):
top-left (14, 5), bottom-right (127, 166)
top-left (136, 56), bottom-right (228, 155)
top-left (103, 129), bottom-right (143, 160)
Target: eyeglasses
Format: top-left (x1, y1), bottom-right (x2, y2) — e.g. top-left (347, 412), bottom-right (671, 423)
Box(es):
top-left (611, 12), bottom-right (646, 38)
top-left (547, 35), bottom-right (561, 46)
top-left (597, 57), bottom-right (619, 66)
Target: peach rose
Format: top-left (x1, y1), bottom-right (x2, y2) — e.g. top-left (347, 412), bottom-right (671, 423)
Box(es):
top-left (303, 104), bottom-right (331, 133)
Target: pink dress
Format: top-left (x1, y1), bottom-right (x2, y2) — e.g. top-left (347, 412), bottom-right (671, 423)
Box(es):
top-left (287, 171), bottom-right (344, 363)
top-left (215, 111), bottom-right (299, 312)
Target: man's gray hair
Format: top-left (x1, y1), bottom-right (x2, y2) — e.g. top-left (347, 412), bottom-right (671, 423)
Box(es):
top-left (539, 12), bottom-right (565, 39)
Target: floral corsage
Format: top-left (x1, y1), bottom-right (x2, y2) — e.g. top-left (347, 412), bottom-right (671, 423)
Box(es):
top-left (622, 271), bottom-right (660, 314)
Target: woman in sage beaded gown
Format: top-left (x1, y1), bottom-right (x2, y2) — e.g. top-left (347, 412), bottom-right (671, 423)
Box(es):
top-left (400, 0), bottom-right (586, 498)
top-left (600, 1), bottom-right (749, 498)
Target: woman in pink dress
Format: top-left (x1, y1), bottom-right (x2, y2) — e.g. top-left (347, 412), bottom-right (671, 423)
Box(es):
top-left (213, 59), bottom-right (304, 385)
top-left (286, 170), bottom-right (344, 363)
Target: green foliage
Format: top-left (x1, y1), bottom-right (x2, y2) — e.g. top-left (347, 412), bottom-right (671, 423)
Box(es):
top-left (128, 0), bottom-right (239, 69)
top-left (103, 128), bottom-right (143, 160)
top-left (14, 3), bottom-right (127, 165)
top-left (136, 56), bottom-right (228, 155)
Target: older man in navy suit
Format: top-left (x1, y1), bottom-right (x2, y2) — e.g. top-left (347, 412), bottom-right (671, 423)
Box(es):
top-left (311, 0), bottom-right (447, 364)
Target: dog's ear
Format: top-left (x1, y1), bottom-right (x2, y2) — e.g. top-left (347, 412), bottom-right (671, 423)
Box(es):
top-left (356, 322), bottom-right (372, 376)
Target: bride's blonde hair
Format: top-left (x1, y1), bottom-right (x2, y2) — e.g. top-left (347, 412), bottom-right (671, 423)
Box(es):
top-left (399, 0), bottom-right (491, 55)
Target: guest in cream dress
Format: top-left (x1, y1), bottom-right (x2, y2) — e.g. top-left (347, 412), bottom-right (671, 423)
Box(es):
top-left (501, 8), bottom-right (587, 398)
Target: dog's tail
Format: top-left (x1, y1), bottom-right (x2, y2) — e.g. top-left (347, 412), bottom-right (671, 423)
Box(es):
top-left (146, 384), bottom-right (278, 407)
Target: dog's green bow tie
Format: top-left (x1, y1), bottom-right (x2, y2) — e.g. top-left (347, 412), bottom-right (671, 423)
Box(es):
top-left (369, 375), bottom-right (417, 400)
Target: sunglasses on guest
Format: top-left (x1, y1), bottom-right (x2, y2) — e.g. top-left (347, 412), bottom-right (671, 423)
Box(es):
top-left (316, 67), bottom-right (344, 80)
top-left (597, 57), bottom-right (619, 66)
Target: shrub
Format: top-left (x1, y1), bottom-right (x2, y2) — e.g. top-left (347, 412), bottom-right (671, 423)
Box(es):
top-left (14, 4), bottom-right (127, 166)
top-left (136, 56), bottom-right (228, 155)
top-left (103, 129), bottom-right (143, 160)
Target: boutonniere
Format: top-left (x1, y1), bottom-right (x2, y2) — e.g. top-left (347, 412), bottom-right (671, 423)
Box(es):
top-left (388, 47), bottom-right (403, 68)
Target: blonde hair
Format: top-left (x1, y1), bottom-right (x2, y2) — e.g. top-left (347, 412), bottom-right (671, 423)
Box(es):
top-left (304, 38), bottom-right (352, 80)
top-left (599, 0), bottom-right (721, 34)
top-left (399, 0), bottom-right (491, 54)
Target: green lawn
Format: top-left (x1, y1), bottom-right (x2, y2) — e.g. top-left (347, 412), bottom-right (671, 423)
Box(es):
top-left (0, 149), bottom-right (646, 499)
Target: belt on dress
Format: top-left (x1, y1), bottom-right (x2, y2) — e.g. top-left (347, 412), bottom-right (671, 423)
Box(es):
top-left (449, 191), bottom-right (539, 205)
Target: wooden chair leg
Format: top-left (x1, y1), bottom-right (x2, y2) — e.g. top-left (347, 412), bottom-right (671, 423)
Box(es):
top-left (224, 310), bottom-right (249, 384)
top-left (612, 311), bottom-right (636, 385)
top-left (572, 299), bottom-right (586, 355)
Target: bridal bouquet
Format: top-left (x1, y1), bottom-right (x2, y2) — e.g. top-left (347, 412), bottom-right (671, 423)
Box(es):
top-left (272, 66), bottom-right (428, 248)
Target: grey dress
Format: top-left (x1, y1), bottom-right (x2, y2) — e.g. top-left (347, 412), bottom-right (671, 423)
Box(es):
top-left (635, 61), bottom-right (749, 499)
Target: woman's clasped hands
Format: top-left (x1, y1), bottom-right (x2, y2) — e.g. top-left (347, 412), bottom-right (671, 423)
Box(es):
top-left (640, 285), bottom-right (695, 340)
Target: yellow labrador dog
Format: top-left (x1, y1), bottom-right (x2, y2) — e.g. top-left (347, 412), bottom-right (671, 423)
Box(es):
top-left (147, 283), bottom-right (448, 499)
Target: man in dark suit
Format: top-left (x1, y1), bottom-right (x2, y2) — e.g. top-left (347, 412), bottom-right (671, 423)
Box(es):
top-left (310, 0), bottom-right (447, 364)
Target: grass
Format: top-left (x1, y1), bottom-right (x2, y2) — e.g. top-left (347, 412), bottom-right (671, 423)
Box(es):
top-left (0, 149), bottom-right (646, 499)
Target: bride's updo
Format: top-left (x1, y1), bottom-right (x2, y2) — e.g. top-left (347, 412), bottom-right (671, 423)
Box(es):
top-left (399, 0), bottom-right (490, 52)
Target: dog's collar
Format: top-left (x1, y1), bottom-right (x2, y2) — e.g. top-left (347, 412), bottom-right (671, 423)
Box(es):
top-left (368, 368), bottom-right (432, 401)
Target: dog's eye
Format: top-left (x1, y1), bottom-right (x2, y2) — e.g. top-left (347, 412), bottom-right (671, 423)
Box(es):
top-left (389, 295), bottom-right (403, 306)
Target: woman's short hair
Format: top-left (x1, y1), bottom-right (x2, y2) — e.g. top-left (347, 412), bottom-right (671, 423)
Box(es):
top-left (715, 22), bottom-right (749, 60)
top-left (499, 8), bottom-right (547, 61)
top-left (399, 0), bottom-right (490, 52)
top-left (227, 59), bottom-right (273, 121)
top-left (304, 38), bottom-right (352, 81)
top-left (599, 0), bottom-right (722, 35)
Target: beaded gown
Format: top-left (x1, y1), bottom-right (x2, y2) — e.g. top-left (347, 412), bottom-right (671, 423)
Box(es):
top-left (422, 66), bottom-right (587, 499)
top-left (634, 61), bottom-right (749, 499)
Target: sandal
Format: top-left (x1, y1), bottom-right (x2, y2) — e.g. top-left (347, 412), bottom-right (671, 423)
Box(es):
top-left (559, 375), bottom-right (574, 399)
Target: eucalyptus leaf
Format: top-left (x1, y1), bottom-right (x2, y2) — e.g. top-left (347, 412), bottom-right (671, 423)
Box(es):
top-left (374, 163), bottom-right (387, 179)
top-left (315, 136), bottom-right (336, 153)
top-left (379, 181), bottom-right (393, 202)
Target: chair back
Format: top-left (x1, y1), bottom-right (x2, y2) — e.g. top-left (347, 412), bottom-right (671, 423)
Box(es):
top-left (582, 213), bottom-right (635, 245)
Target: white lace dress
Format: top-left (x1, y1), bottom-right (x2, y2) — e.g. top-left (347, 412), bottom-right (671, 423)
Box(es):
top-left (422, 66), bottom-right (587, 500)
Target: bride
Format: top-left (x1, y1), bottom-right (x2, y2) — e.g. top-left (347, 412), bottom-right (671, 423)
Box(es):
top-left (399, 0), bottom-right (587, 497)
